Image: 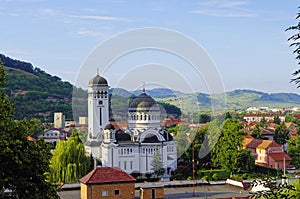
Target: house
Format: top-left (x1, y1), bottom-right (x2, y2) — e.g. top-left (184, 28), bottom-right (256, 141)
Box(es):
top-left (37, 128), bottom-right (68, 145)
top-left (138, 184), bottom-right (164, 199)
top-left (243, 113), bottom-right (285, 123)
top-left (243, 136), bottom-right (291, 169)
top-left (79, 167), bottom-right (136, 199)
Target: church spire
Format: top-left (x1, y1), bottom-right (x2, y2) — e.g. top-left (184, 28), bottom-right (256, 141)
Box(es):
top-left (142, 81), bottom-right (145, 93)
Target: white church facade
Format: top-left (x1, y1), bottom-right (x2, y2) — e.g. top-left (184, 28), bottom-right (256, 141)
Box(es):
top-left (84, 74), bottom-right (177, 175)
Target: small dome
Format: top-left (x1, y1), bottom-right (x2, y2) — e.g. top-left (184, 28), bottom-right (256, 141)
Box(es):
top-left (104, 123), bottom-right (115, 130)
top-left (89, 74), bottom-right (108, 86)
top-left (129, 92), bottom-right (157, 109)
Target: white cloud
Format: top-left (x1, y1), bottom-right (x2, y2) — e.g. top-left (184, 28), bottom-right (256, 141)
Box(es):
top-left (190, 0), bottom-right (257, 17)
top-left (39, 8), bottom-right (57, 16)
top-left (70, 15), bottom-right (131, 22)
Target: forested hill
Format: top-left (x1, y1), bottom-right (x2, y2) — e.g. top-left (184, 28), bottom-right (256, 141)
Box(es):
top-left (0, 54), bottom-right (86, 121)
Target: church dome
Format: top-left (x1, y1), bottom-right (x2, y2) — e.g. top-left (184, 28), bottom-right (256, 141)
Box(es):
top-left (129, 92), bottom-right (157, 109)
top-left (89, 74), bottom-right (108, 86)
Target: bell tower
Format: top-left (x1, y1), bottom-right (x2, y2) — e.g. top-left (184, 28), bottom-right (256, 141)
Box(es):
top-left (87, 73), bottom-right (110, 141)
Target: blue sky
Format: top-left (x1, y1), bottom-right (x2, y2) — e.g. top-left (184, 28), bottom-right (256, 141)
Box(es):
top-left (1, 0), bottom-right (300, 93)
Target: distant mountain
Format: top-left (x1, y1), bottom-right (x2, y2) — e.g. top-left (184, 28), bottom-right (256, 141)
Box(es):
top-left (2, 53), bottom-right (300, 121)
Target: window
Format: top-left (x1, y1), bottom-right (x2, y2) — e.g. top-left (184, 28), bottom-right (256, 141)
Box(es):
top-left (98, 100), bottom-right (103, 105)
top-left (102, 190), bottom-right (108, 197)
top-left (130, 161), bottom-right (133, 170)
top-left (114, 190), bottom-right (120, 196)
top-left (124, 161), bottom-right (127, 170)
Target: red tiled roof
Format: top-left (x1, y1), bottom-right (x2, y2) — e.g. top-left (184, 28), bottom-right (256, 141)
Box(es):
top-left (79, 167), bottom-right (135, 184)
top-left (268, 152), bottom-right (291, 161)
top-left (246, 139), bottom-right (263, 149)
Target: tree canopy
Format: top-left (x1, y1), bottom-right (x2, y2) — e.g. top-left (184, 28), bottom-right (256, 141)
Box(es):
top-left (49, 130), bottom-right (91, 183)
top-left (286, 7), bottom-right (300, 87)
top-left (0, 60), bottom-right (58, 198)
top-left (211, 118), bottom-right (254, 173)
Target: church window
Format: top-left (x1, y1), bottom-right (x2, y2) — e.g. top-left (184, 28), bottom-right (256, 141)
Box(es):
top-left (140, 115), bottom-right (143, 120)
top-left (99, 108), bottom-right (102, 125)
top-left (97, 91), bottom-right (100, 98)
top-left (130, 161), bottom-right (133, 170)
top-left (121, 149), bottom-right (123, 155)
top-left (148, 115), bottom-right (151, 120)
top-left (130, 148), bottom-right (132, 153)
top-left (104, 91), bottom-right (107, 98)
top-left (98, 101), bottom-right (103, 105)
top-left (100, 91), bottom-right (103, 98)
top-left (144, 115), bottom-right (147, 120)
top-left (118, 161), bottom-right (121, 167)
top-left (143, 148), bottom-right (145, 154)
top-left (124, 161), bottom-right (127, 170)
top-left (127, 148), bottom-right (130, 154)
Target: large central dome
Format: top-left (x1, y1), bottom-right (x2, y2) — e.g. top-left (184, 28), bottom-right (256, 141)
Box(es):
top-left (129, 92), bottom-right (157, 109)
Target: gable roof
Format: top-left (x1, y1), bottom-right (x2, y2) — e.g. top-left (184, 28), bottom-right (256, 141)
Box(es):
top-left (79, 167), bottom-right (135, 184)
top-left (257, 140), bottom-right (280, 149)
top-left (269, 152), bottom-right (291, 161)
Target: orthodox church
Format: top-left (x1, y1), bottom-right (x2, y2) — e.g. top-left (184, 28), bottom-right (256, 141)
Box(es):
top-left (84, 74), bottom-right (177, 175)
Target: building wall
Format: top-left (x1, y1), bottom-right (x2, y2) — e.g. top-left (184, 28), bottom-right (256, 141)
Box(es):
top-left (140, 187), bottom-right (164, 199)
top-left (81, 182), bottom-right (135, 199)
top-left (80, 183), bottom-right (88, 199)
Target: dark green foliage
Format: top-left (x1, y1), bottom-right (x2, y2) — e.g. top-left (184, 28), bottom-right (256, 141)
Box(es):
top-left (287, 136), bottom-right (300, 168)
top-left (158, 102), bottom-right (181, 118)
top-left (250, 177), bottom-right (297, 199)
top-left (199, 114), bottom-right (211, 123)
top-left (273, 115), bottom-right (281, 125)
top-left (286, 7), bottom-right (300, 87)
top-left (197, 169), bottom-right (230, 181)
top-left (0, 61), bottom-right (58, 198)
top-left (252, 124), bottom-right (263, 139)
top-left (211, 118), bottom-right (254, 173)
top-left (0, 54), bottom-right (86, 122)
top-left (274, 122), bottom-right (290, 146)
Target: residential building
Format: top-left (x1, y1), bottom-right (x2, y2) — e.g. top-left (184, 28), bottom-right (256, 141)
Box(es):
top-left (37, 128), bottom-right (68, 145)
top-left (243, 136), bottom-right (291, 169)
top-left (243, 113), bottom-right (285, 123)
top-left (79, 167), bottom-right (135, 199)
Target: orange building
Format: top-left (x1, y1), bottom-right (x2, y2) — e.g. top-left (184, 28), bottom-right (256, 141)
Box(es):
top-left (243, 136), bottom-right (291, 169)
top-left (79, 167), bottom-right (136, 199)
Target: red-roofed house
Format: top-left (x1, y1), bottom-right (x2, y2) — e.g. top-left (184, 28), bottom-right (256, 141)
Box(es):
top-left (79, 167), bottom-right (136, 199)
top-left (242, 137), bottom-right (291, 169)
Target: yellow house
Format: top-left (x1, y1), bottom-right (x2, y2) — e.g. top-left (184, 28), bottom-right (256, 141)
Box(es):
top-left (79, 167), bottom-right (136, 199)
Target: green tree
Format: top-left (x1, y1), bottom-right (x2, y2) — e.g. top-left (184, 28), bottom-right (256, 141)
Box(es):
top-left (252, 124), bottom-right (263, 139)
top-left (251, 177), bottom-right (297, 199)
top-left (274, 122), bottom-right (290, 146)
top-left (212, 118), bottom-right (254, 173)
top-left (287, 136), bottom-right (300, 168)
top-left (150, 146), bottom-right (165, 176)
top-left (0, 61), bottom-right (58, 198)
top-left (49, 130), bottom-right (90, 183)
top-left (273, 115), bottom-right (281, 125)
top-left (286, 6), bottom-right (300, 87)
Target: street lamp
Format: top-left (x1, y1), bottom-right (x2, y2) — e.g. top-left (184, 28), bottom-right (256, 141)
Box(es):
top-left (186, 132), bottom-right (195, 197)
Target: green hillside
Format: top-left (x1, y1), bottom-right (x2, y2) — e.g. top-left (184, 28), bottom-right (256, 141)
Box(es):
top-left (2, 53), bottom-right (300, 123)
